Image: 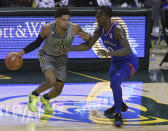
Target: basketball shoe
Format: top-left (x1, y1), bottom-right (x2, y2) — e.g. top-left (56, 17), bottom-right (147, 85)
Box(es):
top-left (28, 92), bottom-right (38, 112)
top-left (104, 103), bottom-right (128, 115)
top-left (114, 113), bottom-right (123, 127)
top-left (40, 95), bottom-right (53, 114)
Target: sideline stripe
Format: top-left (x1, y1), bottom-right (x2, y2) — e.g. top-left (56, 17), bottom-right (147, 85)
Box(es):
top-left (68, 70), bottom-right (107, 82)
top-left (68, 70), bottom-right (149, 93)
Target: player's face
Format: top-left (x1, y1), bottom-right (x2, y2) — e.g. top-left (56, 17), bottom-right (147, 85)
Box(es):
top-left (57, 15), bottom-right (70, 30)
top-left (96, 11), bottom-right (109, 27)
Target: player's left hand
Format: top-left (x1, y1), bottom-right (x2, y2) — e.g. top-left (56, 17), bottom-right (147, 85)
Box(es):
top-left (97, 49), bottom-right (110, 57)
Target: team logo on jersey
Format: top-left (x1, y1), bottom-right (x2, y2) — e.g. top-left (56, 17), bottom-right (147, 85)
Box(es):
top-left (109, 33), bottom-right (113, 39)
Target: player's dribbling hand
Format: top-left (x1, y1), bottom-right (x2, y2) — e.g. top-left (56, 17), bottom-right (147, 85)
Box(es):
top-left (97, 49), bottom-right (109, 57)
top-left (78, 31), bottom-right (91, 41)
top-left (17, 50), bottom-right (25, 56)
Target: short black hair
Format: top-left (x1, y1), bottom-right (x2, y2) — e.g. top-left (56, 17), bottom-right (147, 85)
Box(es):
top-left (96, 6), bottom-right (112, 18)
top-left (55, 7), bottom-right (71, 18)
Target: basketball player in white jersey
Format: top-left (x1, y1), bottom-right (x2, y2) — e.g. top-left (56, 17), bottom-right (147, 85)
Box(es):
top-left (17, 7), bottom-right (90, 114)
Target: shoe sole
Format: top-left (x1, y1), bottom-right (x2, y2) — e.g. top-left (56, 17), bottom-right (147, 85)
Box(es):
top-left (104, 106), bottom-right (128, 115)
top-left (114, 121), bottom-right (122, 128)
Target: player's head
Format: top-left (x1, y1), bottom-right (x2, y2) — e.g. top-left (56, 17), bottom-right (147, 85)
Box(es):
top-left (96, 6), bottom-right (112, 27)
top-left (55, 7), bottom-right (71, 30)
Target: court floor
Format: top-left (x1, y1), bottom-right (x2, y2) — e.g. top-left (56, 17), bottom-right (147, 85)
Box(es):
top-left (0, 42), bottom-right (168, 130)
top-left (0, 68), bottom-right (168, 131)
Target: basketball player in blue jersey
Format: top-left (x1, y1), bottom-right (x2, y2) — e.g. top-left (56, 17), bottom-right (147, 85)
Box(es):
top-left (17, 7), bottom-right (90, 114)
top-left (70, 6), bottom-right (139, 127)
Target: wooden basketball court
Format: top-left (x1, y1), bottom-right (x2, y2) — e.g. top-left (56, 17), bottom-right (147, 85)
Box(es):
top-left (0, 41), bottom-right (168, 131)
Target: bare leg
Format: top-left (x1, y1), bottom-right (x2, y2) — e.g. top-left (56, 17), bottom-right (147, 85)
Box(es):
top-left (35, 81), bottom-right (52, 95)
top-left (48, 82), bottom-right (64, 98)
top-left (43, 70), bottom-right (64, 99)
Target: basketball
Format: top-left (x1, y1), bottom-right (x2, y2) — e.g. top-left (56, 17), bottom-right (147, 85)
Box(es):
top-left (5, 52), bottom-right (23, 70)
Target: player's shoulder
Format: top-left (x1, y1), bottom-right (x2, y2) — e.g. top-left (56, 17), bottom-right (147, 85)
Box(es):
top-left (113, 23), bottom-right (126, 39)
top-left (40, 21), bottom-right (54, 37)
top-left (42, 22), bottom-right (54, 30)
top-left (41, 24), bottom-right (50, 33)
top-left (114, 23), bottom-right (124, 33)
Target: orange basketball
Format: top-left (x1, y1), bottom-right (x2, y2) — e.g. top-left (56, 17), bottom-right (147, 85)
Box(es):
top-left (5, 52), bottom-right (23, 70)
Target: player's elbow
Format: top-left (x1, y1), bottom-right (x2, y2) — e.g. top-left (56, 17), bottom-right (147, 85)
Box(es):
top-left (87, 45), bottom-right (92, 50)
top-left (83, 42), bottom-right (92, 50)
top-left (87, 42), bottom-right (94, 50)
top-left (82, 45), bottom-right (91, 51)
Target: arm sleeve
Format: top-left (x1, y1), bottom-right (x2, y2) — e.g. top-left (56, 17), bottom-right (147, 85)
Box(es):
top-left (23, 35), bottom-right (45, 54)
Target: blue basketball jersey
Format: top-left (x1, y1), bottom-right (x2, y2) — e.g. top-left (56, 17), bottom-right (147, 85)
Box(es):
top-left (100, 23), bottom-right (135, 61)
top-left (100, 23), bottom-right (139, 115)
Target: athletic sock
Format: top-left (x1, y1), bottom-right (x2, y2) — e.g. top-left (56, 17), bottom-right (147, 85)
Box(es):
top-left (32, 90), bottom-right (39, 96)
top-left (43, 94), bottom-right (51, 100)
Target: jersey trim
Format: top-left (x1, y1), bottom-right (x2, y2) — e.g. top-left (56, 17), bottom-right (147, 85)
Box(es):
top-left (127, 63), bottom-right (135, 76)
